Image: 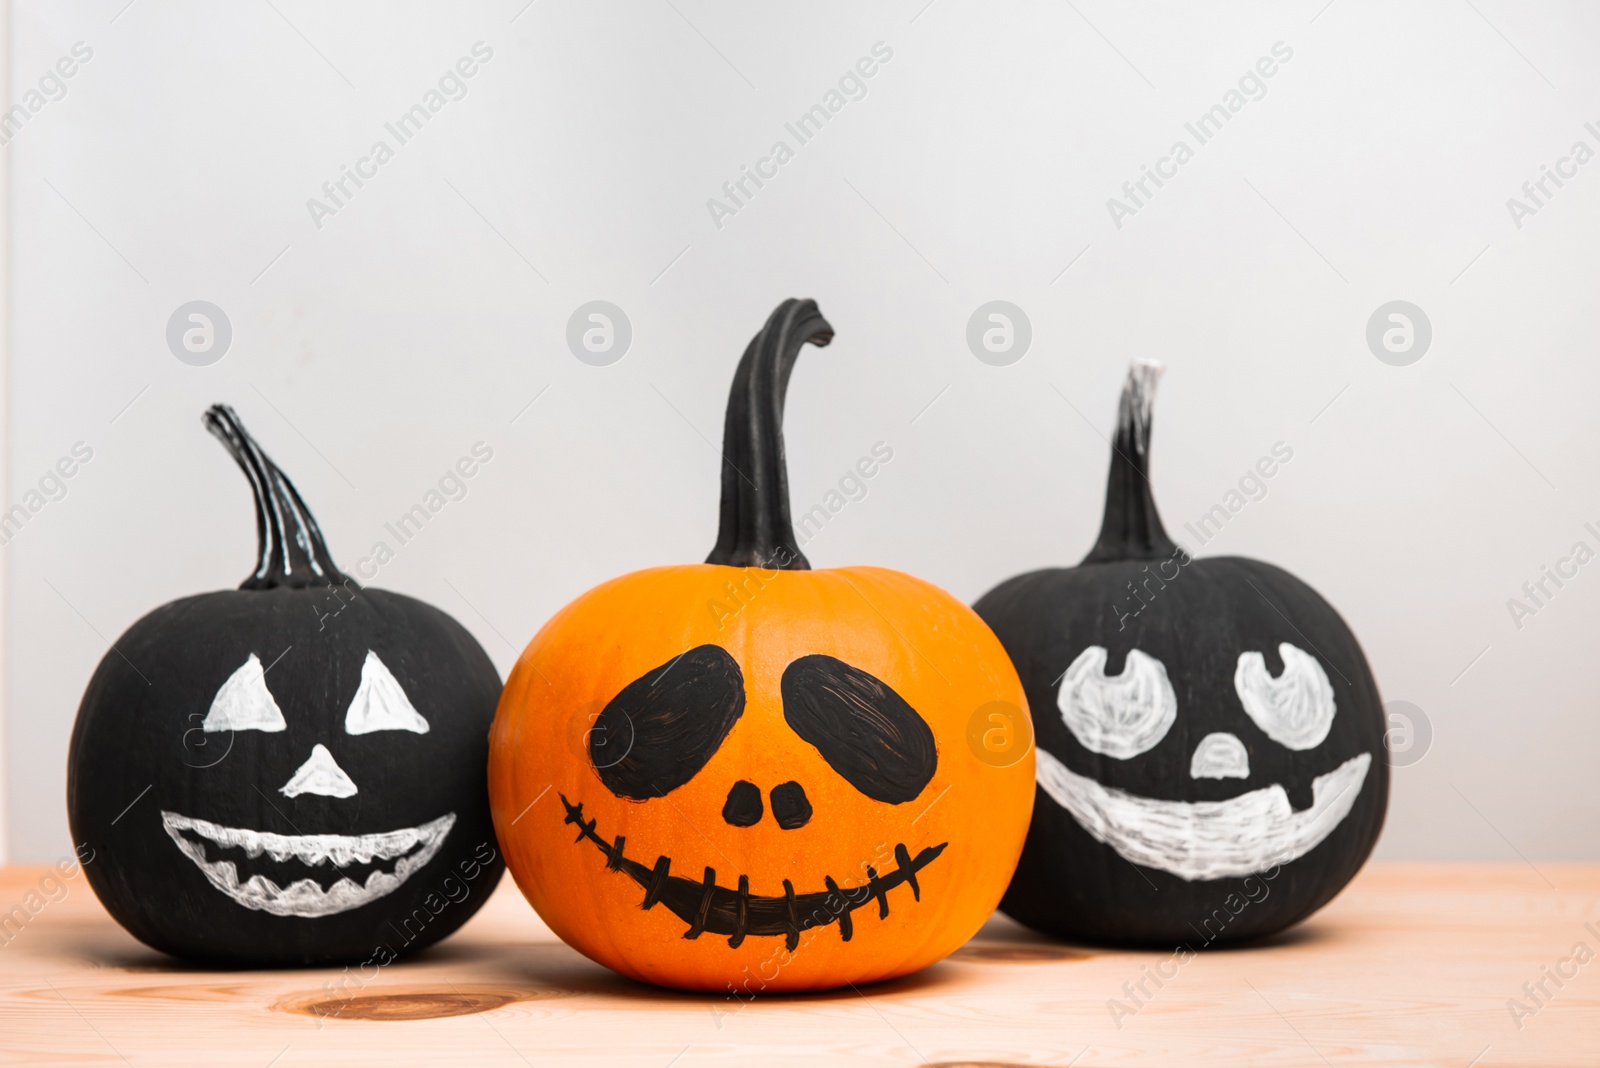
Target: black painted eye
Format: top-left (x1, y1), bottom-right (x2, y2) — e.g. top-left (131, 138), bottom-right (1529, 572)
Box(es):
top-left (590, 645), bottom-right (745, 800)
top-left (780, 655), bottom-right (937, 804)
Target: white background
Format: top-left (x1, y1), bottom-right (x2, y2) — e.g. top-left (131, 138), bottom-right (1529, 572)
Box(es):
top-left (4, 0), bottom-right (1596, 864)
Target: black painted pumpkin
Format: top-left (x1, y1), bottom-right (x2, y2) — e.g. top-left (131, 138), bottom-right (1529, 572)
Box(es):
top-left (67, 406), bottom-right (504, 966)
top-left (973, 362), bottom-right (1387, 945)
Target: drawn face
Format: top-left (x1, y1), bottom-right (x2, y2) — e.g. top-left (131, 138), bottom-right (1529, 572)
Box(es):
top-left (563, 645), bottom-right (943, 950)
top-left (1033, 641), bottom-right (1372, 881)
top-left (161, 649), bottom-right (455, 917)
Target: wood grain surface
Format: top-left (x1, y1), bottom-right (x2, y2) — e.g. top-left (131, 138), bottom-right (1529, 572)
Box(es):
top-left (0, 861), bottom-right (1595, 1066)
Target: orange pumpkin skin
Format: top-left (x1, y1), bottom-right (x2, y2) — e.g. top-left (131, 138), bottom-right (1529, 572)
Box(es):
top-left (489, 563), bottom-right (1034, 992)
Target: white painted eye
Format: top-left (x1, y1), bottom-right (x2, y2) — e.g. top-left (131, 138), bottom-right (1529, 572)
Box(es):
top-left (1189, 732), bottom-right (1250, 779)
top-left (1057, 646), bottom-right (1177, 759)
top-left (344, 651), bottom-right (429, 735)
top-left (1234, 642), bottom-right (1336, 751)
top-left (201, 654), bottom-right (287, 733)
top-left (280, 743), bottom-right (358, 798)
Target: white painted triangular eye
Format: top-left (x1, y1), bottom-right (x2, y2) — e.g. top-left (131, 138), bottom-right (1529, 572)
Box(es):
top-left (280, 744), bottom-right (358, 798)
top-left (201, 654), bottom-right (287, 733)
top-left (1057, 646), bottom-right (1177, 759)
top-left (1234, 642), bottom-right (1337, 751)
top-left (344, 651), bottom-right (429, 735)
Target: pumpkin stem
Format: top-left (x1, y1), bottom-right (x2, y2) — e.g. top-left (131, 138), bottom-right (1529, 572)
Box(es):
top-left (706, 298), bottom-right (834, 570)
top-left (1081, 360), bottom-right (1179, 565)
top-left (202, 404), bottom-right (355, 590)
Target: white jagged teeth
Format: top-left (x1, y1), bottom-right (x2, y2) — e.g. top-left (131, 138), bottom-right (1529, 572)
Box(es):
top-left (160, 812), bottom-right (457, 918)
top-left (161, 812), bottom-right (451, 867)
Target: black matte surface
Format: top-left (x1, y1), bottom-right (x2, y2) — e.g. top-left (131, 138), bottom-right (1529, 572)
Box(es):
top-left (65, 408), bottom-right (503, 967)
top-left (973, 367), bottom-right (1387, 946)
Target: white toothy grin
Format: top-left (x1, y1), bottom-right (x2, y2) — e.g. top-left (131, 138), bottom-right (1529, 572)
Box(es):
top-left (161, 810), bottom-right (455, 917)
top-left (1035, 751), bottom-right (1371, 881)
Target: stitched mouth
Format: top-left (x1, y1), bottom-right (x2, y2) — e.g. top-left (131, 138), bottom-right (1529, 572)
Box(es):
top-left (161, 811), bottom-right (455, 918)
top-left (560, 795), bottom-right (946, 950)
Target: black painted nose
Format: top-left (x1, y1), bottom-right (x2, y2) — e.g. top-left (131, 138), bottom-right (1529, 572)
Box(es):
top-left (770, 781), bottom-right (812, 830)
top-left (722, 780), bottom-right (763, 826)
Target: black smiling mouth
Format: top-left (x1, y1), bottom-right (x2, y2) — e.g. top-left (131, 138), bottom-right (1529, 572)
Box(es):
top-left (560, 795), bottom-right (946, 951)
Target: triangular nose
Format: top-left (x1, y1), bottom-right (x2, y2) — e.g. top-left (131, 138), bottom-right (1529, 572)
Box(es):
top-left (280, 743), bottom-right (359, 798)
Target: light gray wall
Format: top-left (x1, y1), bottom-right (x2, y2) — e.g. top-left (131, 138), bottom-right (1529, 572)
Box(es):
top-left (6, 0), bottom-right (1596, 863)
top-left (0, 0), bottom-right (11, 862)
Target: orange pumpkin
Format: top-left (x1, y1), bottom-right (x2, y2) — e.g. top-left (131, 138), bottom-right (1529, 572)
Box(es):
top-left (489, 299), bottom-right (1034, 992)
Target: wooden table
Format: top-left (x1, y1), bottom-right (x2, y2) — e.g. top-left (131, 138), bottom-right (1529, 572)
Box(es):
top-left (1, 862), bottom-right (1594, 1066)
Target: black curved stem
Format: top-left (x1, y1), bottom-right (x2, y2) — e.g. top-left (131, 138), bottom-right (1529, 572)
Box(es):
top-left (1081, 360), bottom-right (1178, 565)
top-left (705, 299), bottom-right (834, 570)
top-left (202, 404), bottom-right (354, 590)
